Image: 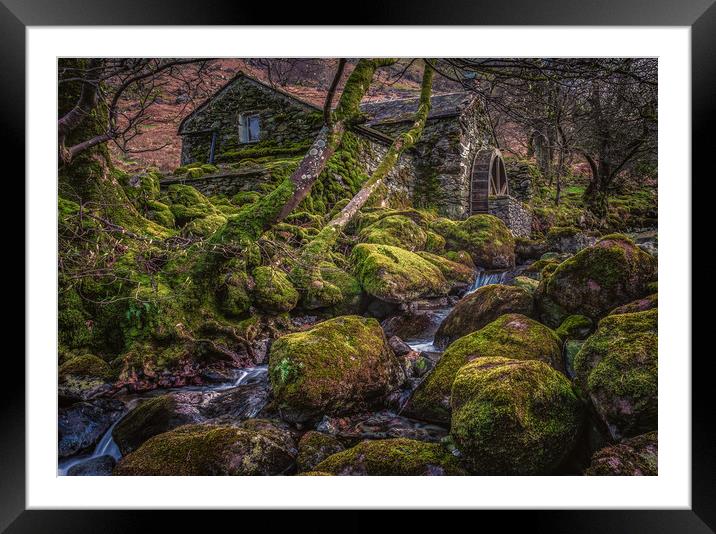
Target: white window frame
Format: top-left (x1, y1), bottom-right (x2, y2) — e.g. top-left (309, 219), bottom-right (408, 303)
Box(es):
top-left (238, 113), bottom-right (261, 144)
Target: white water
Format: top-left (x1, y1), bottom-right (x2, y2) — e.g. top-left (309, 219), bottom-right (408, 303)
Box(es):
top-left (404, 269), bottom-right (509, 353)
top-left (58, 366), bottom-right (268, 476)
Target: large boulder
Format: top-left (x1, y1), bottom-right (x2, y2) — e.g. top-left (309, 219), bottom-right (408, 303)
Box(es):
top-left (434, 284), bottom-right (535, 348)
top-left (415, 252), bottom-right (476, 292)
top-left (268, 315), bottom-right (404, 423)
top-left (114, 420), bottom-right (297, 475)
top-left (584, 431), bottom-right (658, 476)
top-left (573, 309), bottom-right (657, 440)
top-left (58, 354), bottom-right (113, 403)
top-left (545, 226), bottom-right (596, 254)
top-left (405, 314), bottom-right (563, 424)
top-left (610, 293), bottom-right (657, 315)
top-left (313, 438), bottom-right (466, 475)
top-left (58, 399), bottom-right (125, 458)
top-left (296, 431), bottom-right (345, 472)
top-left (535, 235), bottom-right (656, 327)
top-left (112, 394), bottom-right (203, 456)
top-left (350, 244), bottom-right (450, 303)
top-left (358, 214), bottom-right (427, 251)
top-left (251, 266), bottom-right (299, 313)
top-left (450, 357), bottom-right (584, 475)
top-left (429, 214), bottom-right (515, 270)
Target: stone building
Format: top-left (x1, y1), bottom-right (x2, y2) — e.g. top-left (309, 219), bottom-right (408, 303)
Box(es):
top-left (175, 71), bottom-right (532, 234)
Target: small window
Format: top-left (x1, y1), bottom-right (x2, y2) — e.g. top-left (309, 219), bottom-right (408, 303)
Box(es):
top-left (238, 113), bottom-right (260, 143)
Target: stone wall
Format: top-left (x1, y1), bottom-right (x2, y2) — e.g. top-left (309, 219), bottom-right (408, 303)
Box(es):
top-left (160, 167), bottom-right (277, 197)
top-left (504, 159), bottom-right (535, 203)
top-left (374, 101), bottom-right (492, 219)
top-left (489, 195), bottom-right (533, 238)
top-left (179, 75), bottom-right (323, 165)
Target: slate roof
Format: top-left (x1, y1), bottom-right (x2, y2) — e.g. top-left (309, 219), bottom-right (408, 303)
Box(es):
top-left (359, 92), bottom-right (475, 126)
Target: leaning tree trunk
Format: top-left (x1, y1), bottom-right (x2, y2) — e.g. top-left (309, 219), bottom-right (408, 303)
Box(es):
top-left (290, 61), bottom-right (435, 308)
top-left (213, 58), bottom-right (397, 248)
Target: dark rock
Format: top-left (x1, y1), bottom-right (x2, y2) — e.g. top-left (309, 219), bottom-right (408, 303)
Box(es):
top-left (585, 432), bottom-right (658, 476)
top-left (58, 399), bottom-right (125, 458)
top-left (66, 455), bottom-right (116, 476)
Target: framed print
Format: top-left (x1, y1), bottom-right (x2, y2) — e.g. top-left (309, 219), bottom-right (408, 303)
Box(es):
top-left (6, 0), bottom-right (711, 529)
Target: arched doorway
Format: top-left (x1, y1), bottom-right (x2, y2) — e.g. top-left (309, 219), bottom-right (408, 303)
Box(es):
top-left (469, 149), bottom-right (509, 215)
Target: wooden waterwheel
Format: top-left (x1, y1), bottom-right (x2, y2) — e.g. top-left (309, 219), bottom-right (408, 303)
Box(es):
top-left (469, 149), bottom-right (509, 215)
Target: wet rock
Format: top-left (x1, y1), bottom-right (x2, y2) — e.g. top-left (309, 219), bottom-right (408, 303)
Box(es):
top-left (555, 314), bottom-right (594, 341)
top-left (387, 335), bottom-right (413, 356)
top-left (574, 309), bottom-right (657, 440)
top-left (59, 399), bottom-right (125, 458)
top-left (585, 431), bottom-right (658, 476)
top-left (202, 382), bottom-right (270, 424)
top-left (316, 411), bottom-right (448, 445)
top-left (434, 284), bottom-right (535, 349)
top-left (268, 315), bottom-right (405, 423)
top-left (313, 438), bottom-right (466, 476)
top-left (58, 354), bottom-right (113, 403)
top-left (610, 294), bottom-right (657, 315)
top-left (297, 431), bottom-right (345, 472)
top-left (450, 357), bottom-right (584, 475)
top-left (66, 455), bottom-right (116, 476)
top-left (112, 393), bottom-right (204, 456)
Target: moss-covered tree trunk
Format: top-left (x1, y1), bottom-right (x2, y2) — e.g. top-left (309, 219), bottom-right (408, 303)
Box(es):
top-left (291, 61), bottom-right (435, 307)
top-left (213, 59), bottom-right (397, 247)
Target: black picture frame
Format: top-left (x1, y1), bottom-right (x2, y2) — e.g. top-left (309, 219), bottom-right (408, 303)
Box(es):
top-left (6, 0), bottom-right (710, 530)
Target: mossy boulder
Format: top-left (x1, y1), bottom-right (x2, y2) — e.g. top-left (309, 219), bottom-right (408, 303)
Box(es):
top-left (610, 293), bottom-right (658, 315)
top-left (584, 431), bottom-right (658, 476)
top-left (112, 394), bottom-right (200, 455)
top-left (513, 275), bottom-right (539, 294)
top-left (166, 184), bottom-right (220, 226)
top-left (232, 191), bottom-right (261, 207)
top-left (416, 251), bottom-right (476, 291)
top-left (573, 309), bottom-right (657, 440)
top-left (268, 315), bottom-right (404, 423)
top-left (535, 235), bottom-right (656, 327)
top-left (424, 231), bottom-right (446, 253)
top-left (450, 357), bottom-right (584, 475)
top-left (406, 314), bottom-right (563, 424)
top-left (296, 431), bottom-right (345, 472)
top-left (523, 258), bottom-right (560, 280)
top-left (555, 314), bottom-right (594, 341)
top-left (313, 438), bottom-right (466, 475)
top-left (58, 354), bottom-right (113, 402)
top-left (350, 244), bottom-right (450, 304)
top-left (217, 268), bottom-right (252, 318)
top-left (251, 266), bottom-right (299, 313)
top-left (316, 262), bottom-right (365, 315)
top-left (434, 284), bottom-right (535, 348)
top-left (114, 420), bottom-right (297, 476)
top-left (545, 226), bottom-right (595, 254)
top-left (181, 213), bottom-right (227, 238)
top-left (429, 214), bottom-right (515, 270)
top-left (358, 215), bottom-right (427, 251)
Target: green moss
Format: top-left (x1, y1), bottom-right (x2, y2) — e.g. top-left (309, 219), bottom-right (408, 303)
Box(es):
top-left (296, 431), bottom-right (345, 472)
top-left (443, 250), bottom-right (475, 269)
top-left (424, 230), bottom-right (446, 253)
top-left (251, 266), bottom-right (299, 313)
top-left (350, 243), bottom-right (449, 303)
top-left (536, 235), bottom-right (656, 326)
top-left (146, 200), bottom-right (176, 228)
top-left (358, 215), bottom-right (427, 251)
top-left (166, 184), bottom-right (220, 226)
top-left (112, 395), bottom-right (184, 455)
top-left (114, 423), bottom-right (295, 476)
top-left (434, 284), bottom-right (535, 348)
top-left (513, 276), bottom-right (539, 294)
top-left (268, 315), bottom-right (404, 422)
top-left (429, 214), bottom-right (515, 270)
top-left (313, 438), bottom-right (466, 476)
top-left (573, 309), bottom-right (657, 439)
top-left (555, 314), bottom-right (594, 341)
top-left (58, 287), bottom-right (93, 349)
top-left (415, 251), bottom-right (475, 289)
top-left (59, 354), bottom-right (112, 380)
top-left (450, 357), bottom-right (583, 475)
top-left (182, 214), bottom-right (227, 238)
top-left (231, 191), bottom-right (261, 207)
top-left (407, 314), bottom-right (562, 424)
top-left (585, 431), bottom-right (658, 476)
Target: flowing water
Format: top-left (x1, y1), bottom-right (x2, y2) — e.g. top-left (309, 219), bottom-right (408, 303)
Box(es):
top-left (59, 268), bottom-right (512, 475)
top-left (58, 366), bottom-right (268, 475)
top-left (403, 269), bottom-right (510, 353)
